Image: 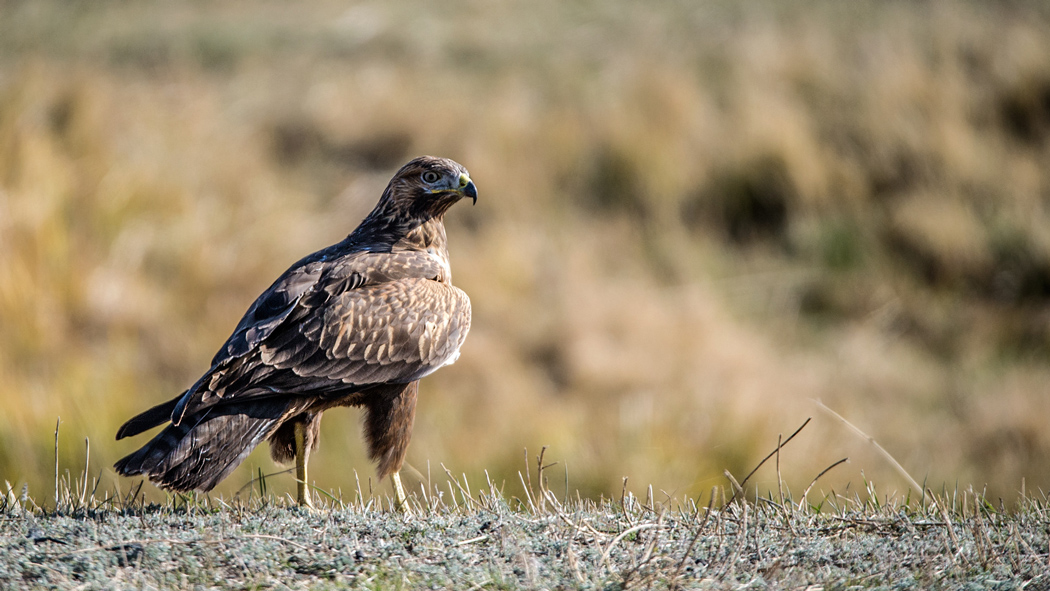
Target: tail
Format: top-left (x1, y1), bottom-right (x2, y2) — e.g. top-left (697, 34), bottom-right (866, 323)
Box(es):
top-left (114, 399), bottom-right (294, 492)
top-left (115, 394), bottom-right (184, 440)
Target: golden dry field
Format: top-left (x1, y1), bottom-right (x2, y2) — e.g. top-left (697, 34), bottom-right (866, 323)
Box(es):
top-left (1, 0), bottom-right (1050, 506)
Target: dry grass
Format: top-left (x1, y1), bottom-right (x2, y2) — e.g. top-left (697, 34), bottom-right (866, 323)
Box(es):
top-left (2, 440), bottom-right (1048, 589)
top-left (1, 0), bottom-right (1050, 505)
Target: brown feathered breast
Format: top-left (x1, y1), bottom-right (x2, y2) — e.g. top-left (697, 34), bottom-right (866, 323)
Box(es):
top-left (114, 155), bottom-right (475, 492)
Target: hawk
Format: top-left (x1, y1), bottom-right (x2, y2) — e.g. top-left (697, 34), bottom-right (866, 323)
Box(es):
top-left (114, 156), bottom-right (476, 509)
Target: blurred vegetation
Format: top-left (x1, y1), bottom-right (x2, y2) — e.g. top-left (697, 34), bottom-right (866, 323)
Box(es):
top-left (1, 0), bottom-right (1050, 505)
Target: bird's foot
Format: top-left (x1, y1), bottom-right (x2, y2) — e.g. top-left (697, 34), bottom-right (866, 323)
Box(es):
top-left (392, 472), bottom-right (413, 516)
top-left (296, 489), bottom-right (315, 510)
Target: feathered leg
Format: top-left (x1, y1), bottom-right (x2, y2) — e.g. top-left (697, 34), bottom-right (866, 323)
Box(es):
top-left (362, 381), bottom-right (418, 514)
top-left (267, 411), bottom-right (322, 508)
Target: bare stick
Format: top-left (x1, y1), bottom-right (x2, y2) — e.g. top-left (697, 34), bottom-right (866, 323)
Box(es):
top-left (724, 470), bottom-right (744, 503)
top-left (523, 448), bottom-right (534, 504)
top-left (814, 400), bottom-right (924, 499)
top-left (447, 480), bottom-right (459, 510)
top-left (799, 457), bottom-right (849, 509)
top-left (620, 477), bottom-right (633, 524)
top-left (455, 534), bottom-right (490, 546)
top-left (514, 471), bottom-right (534, 512)
top-left (536, 446), bottom-right (547, 513)
top-left (355, 469), bottom-right (365, 511)
top-left (80, 437), bottom-right (90, 507)
top-left (54, 417), bottom-right (61, 511)
top-left (461, 472), bottom-right (473, 507)
top-left (727, 418), bottom-right (811, 504)
top-left (441, 464), bottom-right (481, 510)
top-left (776, 434), bottom-right (784, 506)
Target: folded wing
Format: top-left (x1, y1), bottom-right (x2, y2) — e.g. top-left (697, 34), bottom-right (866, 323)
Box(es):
top-left (166, 250), bottom-right (469, 424)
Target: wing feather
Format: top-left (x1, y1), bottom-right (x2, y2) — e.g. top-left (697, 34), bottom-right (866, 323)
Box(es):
top-left (173, 249), bottom-right (467, 422)
top-left (299, 278), bottom-right (470, 384)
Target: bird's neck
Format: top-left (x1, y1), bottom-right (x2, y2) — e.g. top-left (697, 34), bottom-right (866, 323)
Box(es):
top-left (346, 212), bottom-right (449, 260)
top-left (394, 216), bottom-right (449, 259)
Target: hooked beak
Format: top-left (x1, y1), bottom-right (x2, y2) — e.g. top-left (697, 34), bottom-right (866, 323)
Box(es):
top-left (458, 173), bottom-right (478, 205)
top-left (463, 180), bottom-right (478, 205)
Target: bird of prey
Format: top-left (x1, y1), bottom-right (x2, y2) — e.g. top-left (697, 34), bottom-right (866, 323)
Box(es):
top-left (114, 155), bottom-right (476, 510)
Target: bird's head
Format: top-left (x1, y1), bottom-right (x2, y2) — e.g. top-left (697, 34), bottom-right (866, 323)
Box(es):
top-left (379, 156), bottom-right (477, 223)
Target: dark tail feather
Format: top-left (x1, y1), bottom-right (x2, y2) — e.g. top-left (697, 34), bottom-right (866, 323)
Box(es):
top-left (115, 394), bottom-right (184, 440)
top-left (114, 399), bottom-right (295, 492)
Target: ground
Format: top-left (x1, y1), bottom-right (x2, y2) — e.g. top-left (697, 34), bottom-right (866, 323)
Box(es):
top-left (3, 486), bottom-right (1047, 590)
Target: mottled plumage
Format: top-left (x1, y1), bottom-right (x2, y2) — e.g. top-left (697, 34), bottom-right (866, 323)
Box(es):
top-left (115, 156), bottom-right (475, 505)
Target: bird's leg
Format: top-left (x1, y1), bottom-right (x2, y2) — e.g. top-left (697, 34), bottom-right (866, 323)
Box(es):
top-left (363, 382), bottom-right (418, 515)
top-left (294, 421), bottom-right (314, 509)
top-left (391, 471), bottom-right (411, 515)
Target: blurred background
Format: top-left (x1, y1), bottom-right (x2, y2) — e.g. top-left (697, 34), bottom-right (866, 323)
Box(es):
top-left (1, 0), bottom-right (1049, 505)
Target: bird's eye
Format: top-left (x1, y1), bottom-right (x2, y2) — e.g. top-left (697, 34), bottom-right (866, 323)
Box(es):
top-left (422, 171), bottom-right (440, 184)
